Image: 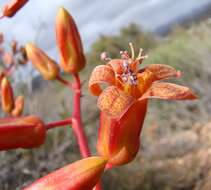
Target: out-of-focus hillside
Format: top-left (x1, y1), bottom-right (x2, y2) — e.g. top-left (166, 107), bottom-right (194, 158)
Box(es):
top-left (1, 20), bottom-right (211, 189)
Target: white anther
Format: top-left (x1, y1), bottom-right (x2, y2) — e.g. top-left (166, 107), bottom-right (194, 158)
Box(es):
top-left (123, 60), bottom-right (129, 68)
top-left (100, 52), bottom-right (111, 61)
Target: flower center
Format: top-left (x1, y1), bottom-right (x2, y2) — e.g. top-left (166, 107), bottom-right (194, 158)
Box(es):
top-left (119, 43), bottom-right (148, 86)
top-left (121, 59), bottom-right (138, 85)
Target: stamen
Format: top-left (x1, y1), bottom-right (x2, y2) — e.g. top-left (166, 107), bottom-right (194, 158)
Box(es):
top-left (136, 48), bottom-right (143, 60)
top-left (120, 50), bottom-right (130, 59)
top-left (100, 52), bottom-right (111, 62)
top-left (129, 42), bottom-right (135, 60)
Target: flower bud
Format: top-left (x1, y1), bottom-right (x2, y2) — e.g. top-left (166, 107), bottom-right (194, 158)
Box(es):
top-left (1, 77), bottom-right (14, 113)
top-left (11, 95), bottom-right (24, 116)
top-left (1, 0), bottom-right (28, 18)
top-left (23, 156), bottom-right (107, 190)
top-left (26, 43), bottom-right (59, 80)
top-left (0, 115), bottom-right (46, 150)
top-left (55, 7), bottom-right (86, 74)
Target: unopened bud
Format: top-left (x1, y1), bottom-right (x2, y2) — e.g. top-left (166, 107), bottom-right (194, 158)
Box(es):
top-left (26, 43), bottom-right (59, 80)
top-left (0, 115), bottom-right (46, 150)
top-left (1, 0), bottom-right (28, 18)
top-left (1, 77), bottom-right (14, 113)
top-left (55, 7), bottom-right (86, 74)
top-left (23, 156), bottom-right (107, 190)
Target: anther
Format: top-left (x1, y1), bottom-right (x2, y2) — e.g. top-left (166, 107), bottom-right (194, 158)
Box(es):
top-left (120, 50), bottom-right (129, 59)
top-left (100, 52), bottom-right (111, 62)
top-left (123, 60), bottom-right (129, 68)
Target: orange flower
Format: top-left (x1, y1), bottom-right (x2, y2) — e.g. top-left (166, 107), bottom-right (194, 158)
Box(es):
top-left (1, 0), bottom-right (28, 18)
top-left (55, 7), bottom-right (86, 74)
top-left (23, 156), bottom-right (107, 190)
top-left (26, 43), bottom-right (60, 80)
top-left (89, 43), bottom-right (197, 166)
top-left (0, 115), bottom-right (46, 150)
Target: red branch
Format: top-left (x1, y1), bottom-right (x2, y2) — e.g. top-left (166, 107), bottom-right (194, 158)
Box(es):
top-left (71, 73), bottom-right (91, 157)
top-left (45, 118), bottom-right (72, 130)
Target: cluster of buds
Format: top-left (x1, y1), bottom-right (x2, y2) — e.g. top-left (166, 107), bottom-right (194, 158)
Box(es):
top-left (24, 7), bottom-right (86, 81)
top-left (0, 32), bottom-right (28, 72)
top-left (0, 33), bottom-right (27, 117)
top-left (0, 2), bottom-right (198, 190)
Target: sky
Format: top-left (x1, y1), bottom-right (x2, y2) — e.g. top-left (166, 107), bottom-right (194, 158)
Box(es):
top-left (1, 0), bottom-right (211, 60)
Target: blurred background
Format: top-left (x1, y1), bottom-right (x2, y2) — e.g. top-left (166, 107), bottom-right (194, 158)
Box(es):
top-left (1, 0), bottom-right (211, 189)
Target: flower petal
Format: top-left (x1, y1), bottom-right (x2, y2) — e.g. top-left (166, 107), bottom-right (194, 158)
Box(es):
top-left (140, 82), bottom-right (198, 100)
top-left (143, 64), bottom-right (181, 81)
top-left (107, 59), bottom-right (124, 75)
top-left (89, 65), bottom-right (116, 96)
top-left (97, 86), bottom-right (136, 118)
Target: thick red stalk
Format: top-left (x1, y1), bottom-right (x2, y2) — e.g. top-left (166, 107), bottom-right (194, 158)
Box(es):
top-left (72, 73), bottom-right (91, 157)
top-left (71, 73), bottom-right (102, 190)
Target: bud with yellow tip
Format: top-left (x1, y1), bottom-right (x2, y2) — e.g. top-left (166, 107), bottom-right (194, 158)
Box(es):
top-left (55, 7), bottom-right (86, 74)
top-left (25, 43), bottom-right (60, 80)
top-left (23, 156), bottom-right (107, 190)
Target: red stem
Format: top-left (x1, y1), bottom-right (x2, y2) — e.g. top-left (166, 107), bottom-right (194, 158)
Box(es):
top-left (72, 74), bottom-right (102, 190)
top-left (45, 118), bottom-right (72, 130)
top-left (71, 73), bottom-right (102, 190)
top-left (71, 73), bottom-right (91, 157)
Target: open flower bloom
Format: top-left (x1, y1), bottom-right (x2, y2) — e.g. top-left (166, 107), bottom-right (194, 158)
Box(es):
top-left (89, 43), bottom-right (197, 166)
top-left (0, 115), bottom-right (46, 150)
top-left (24, 156), bottom-right (107, 190)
